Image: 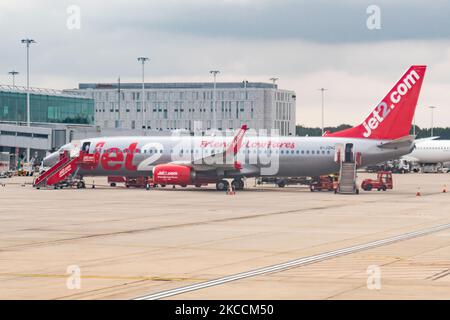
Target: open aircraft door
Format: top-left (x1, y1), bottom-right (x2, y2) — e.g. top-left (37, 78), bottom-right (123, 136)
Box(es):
top-left (69, 140), bottom-right (82, 159)
top-left (334, 143), bottom-right (344, 163)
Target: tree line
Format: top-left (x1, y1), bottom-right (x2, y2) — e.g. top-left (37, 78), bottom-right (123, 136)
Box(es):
top-left (295, 125), bottom-right (450, 139)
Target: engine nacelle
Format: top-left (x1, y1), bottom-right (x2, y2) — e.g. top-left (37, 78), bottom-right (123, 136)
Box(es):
top-left (153, 164), bottom-right (195, 185)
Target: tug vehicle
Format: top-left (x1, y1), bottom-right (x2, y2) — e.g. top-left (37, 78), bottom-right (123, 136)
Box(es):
top-left (310, 175), bottom-right (338, 192)
top-left (361, 171), bottom-right (393, 191)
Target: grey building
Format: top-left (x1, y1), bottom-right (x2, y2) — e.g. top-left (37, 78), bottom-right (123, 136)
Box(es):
top-left (69, 82), bottom-right (296, 136)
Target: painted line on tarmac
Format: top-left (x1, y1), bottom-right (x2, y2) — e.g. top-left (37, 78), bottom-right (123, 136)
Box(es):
top-left (134, 222), bottom-right (450, 300)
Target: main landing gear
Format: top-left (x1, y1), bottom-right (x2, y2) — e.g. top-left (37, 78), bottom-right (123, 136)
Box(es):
top-left (231, 179), bottom-right (244, 191)
top-left (216, 179), bottom-right (244, 191)
top-left (216, 180), bottom-right (229, 191)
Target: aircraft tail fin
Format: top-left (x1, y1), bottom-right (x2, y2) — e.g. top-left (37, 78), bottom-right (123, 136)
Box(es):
top-left (327, 65), bottom-right (426, 140)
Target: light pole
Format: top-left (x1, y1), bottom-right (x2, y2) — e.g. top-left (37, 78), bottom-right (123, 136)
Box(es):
top-left (21, 38), bottom-right (36, 163)
top-left (210, 70), bottom-right (220, 130)
top-left (429, 106), bottom-right (436, 137)
top-left (21, 39), bottom-right (36, 128)
top-left (270, 77), bottom-right (278, 88)
top-left (137, 57), bottom-right (149, 131)
top-left (318, 88), bottom-right (328, 135)
top-left (8, 71), bottom-right (19, 87)
top-left (117, 76), bottom-right (121, 128)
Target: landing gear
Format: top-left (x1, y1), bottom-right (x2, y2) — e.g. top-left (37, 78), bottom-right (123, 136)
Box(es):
top-left (232, 179), bottom-right (244, 190)
top-left (277, 180), bottom-right (286, 188)
top-left (76, 181), bottom-right (86, 189)
top-left (216, 180), bottom-right (229, 191)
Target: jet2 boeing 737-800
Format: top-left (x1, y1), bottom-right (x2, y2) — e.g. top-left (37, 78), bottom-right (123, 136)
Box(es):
top-left (42, 65), bottom-right (426, 190)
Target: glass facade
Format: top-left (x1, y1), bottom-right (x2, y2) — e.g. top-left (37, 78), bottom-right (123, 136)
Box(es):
top-left (0, 91), bottom-right (94, 124)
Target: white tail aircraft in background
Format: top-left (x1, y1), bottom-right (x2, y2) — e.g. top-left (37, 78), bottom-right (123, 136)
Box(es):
top-left (403, 137), bottom-right (450, 165)
top-left (40, 65), bottom-right (427, 190)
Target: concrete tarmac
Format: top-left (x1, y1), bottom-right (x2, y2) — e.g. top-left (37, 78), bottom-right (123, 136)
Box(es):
top-left (0, 173), bottom-right (449, 299)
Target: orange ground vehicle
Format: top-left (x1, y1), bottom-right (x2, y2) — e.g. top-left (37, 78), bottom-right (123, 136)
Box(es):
top-left (310, 175), bottom-right (338, 192)
top-left (361, 171), bottom-right (393, 191)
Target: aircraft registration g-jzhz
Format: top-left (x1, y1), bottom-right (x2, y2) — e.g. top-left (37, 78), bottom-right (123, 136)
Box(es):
top-left (43, 65), bottom-right (426, 191)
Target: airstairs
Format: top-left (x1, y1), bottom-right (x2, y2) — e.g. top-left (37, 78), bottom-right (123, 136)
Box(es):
top-left (33, 151), bottom-right (84, 189)
top-left (335, 143), bottom-right (361, 194)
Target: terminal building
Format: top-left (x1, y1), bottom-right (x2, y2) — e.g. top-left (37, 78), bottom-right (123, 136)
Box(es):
top-left (69, 82), bottom-right (296, 136)
top-left (1, 81), bottom-right (296, 167)
top-left (0, 85), bottom-right (95, 164)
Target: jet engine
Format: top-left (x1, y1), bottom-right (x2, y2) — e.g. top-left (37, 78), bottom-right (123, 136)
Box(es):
top-left (152, 164), bottom-right (195, 185)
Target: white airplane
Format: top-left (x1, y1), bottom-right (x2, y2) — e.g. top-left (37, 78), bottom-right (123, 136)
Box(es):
top-left (39, 65), bottom-right (427, 190)
top-left (403, 137), bottom-right (450, 165)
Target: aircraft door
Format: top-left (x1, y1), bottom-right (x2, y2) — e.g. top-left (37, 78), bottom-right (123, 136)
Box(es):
top-left (81, 141), bottom-right (91, 153)
top-left (344, 143), bottom-right (354, 163)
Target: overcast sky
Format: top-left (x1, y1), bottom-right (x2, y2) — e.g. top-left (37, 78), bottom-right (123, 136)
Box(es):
top-left (1, 0), bottom-right (449, 128)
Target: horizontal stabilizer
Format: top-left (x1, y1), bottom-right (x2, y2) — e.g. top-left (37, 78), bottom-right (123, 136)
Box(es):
top-left (377, 135), bottom-right (415, 149)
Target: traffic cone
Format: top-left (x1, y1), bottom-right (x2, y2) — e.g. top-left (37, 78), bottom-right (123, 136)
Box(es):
top-left (443, 185), bottom-right (448, 193)
top-left (416, 187), bottom-right (421, 197)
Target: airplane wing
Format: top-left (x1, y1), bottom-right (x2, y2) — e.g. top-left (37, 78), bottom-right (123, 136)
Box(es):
top-left (401, 154), bottom-right (420, 162)
top-left (170, 125), bottom-right (248, 171)
top-left (377, 135), bottom-right (415, 150)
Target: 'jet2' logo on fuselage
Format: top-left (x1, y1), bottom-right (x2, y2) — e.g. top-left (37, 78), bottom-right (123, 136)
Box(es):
top-left (362, 70), bottom-right (420, 138)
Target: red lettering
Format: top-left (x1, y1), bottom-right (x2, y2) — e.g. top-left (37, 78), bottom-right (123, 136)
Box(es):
top-left (125, 142), bottom-right (138, 171)
top-left (101, 147), bottom-right (123, 170)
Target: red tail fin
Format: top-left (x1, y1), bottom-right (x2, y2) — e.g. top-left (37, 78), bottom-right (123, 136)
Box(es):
top-left (327, 65), bottom-right (426, 140)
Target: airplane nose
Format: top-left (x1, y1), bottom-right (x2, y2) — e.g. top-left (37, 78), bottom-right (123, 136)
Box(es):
top-left (43, 151), bottom-right (59, 167)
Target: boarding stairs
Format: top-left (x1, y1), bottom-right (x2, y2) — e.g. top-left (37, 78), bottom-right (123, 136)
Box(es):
top-left (338, 161), bottom-right (358, 194)
top-left (335, 143), bottom-right (361, 194)
top-left (33, 151), bottom-right (91, 189)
